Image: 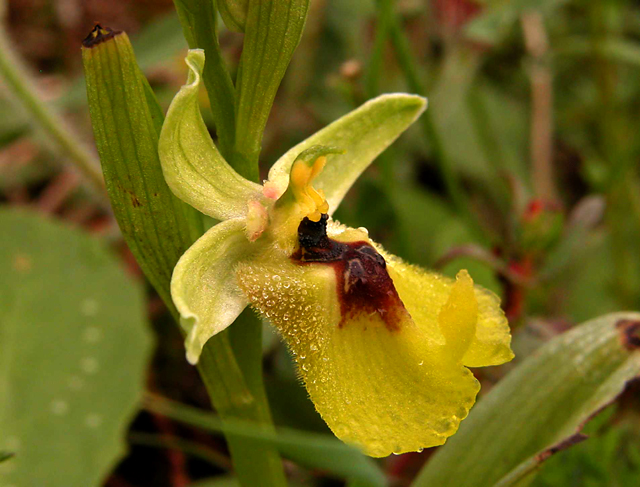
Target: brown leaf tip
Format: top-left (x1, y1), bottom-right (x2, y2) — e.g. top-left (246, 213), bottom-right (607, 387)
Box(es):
top-left (82, 24), bottom-right (122, 48)
top-left (536, 433), bottom-right (588, 462)
top-left (616, 319), bottom-right (640, 351)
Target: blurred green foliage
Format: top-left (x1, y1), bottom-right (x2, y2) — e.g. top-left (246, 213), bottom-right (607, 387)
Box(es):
top-left (1, 0), bottom-right (640, 485)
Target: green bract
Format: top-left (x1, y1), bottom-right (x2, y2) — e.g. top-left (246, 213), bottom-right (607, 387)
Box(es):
top-left (159, 49), bottom-right (513, 457)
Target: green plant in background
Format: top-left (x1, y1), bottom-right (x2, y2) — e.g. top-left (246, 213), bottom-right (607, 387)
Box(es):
top-left (1, 0), bottom-right (640, 485)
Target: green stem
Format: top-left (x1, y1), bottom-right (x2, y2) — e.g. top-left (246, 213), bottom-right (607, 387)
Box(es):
top-left (128, 432), bottom-right (232, 470)
top-left (171, 1), bottom-right (287, 484)
top-left (364, 0), bottom-right (398, 195)
top-left (165, 299), bottom-right (286, 486)
top-left (0, 28), bottom-right (105, 196)
top-left (172, 0), bottom-right (237, 161)
top-left (382, 1), bottom-right (487, 243)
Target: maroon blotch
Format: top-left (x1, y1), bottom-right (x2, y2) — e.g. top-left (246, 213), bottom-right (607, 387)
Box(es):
top-left (293, 215), bottom-right (409, 331)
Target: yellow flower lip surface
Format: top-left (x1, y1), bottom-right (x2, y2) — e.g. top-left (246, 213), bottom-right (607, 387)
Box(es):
top-left (236, 215), bottom-right (514, 457)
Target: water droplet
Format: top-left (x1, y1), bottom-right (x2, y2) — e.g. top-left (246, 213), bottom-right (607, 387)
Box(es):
top-left (85, 413), bottom-right (103, 428)
top-left (81, 298), bottom-right (99, 317)
top-left (50, 399), bottom-right (69, 415)
top-left (81, 357), bottom-right (99, 374)
top-left (272, 275), bottom-right (281, 282)
top-left (83, 326), bottom-right (102, 344)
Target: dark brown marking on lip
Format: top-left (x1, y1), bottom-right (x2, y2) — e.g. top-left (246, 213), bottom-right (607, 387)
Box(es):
top-left (293, 214), bottom-right (409, 331)
top-left (616, 319), bottom-right (640, 351)
top-left (82, 25), bottom-right (122, 48)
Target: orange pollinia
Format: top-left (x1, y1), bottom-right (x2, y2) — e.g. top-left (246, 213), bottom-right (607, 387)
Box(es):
top-left (159, 49), bottom-right (514, 457)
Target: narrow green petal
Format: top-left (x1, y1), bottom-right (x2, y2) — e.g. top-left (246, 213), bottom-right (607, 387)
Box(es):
top-left (386, 255), bottom-right (514, 368)
top-left (159, 49), bottom-right (263, 220)
top-left (267, 94), bottom-right (427, 213)
top-left (172, 218), bottom-right (251, 364)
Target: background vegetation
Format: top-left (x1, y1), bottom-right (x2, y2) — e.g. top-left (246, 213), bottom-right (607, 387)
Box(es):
top-left (1, 0), bottom-right (639, 485)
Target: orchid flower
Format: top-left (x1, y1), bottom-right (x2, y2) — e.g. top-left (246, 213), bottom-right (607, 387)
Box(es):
top-left (159, 49), bottom-right (514, 458)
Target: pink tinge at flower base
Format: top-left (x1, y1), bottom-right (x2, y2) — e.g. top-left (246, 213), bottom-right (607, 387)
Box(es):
top-left (159, 49), bottom-right (514, 458)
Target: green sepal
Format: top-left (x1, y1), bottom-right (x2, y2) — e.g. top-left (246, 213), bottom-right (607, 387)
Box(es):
top-left (233, 0), bottom-right (310, 179)
top-left (159, 49), bottom-right (264, 221)
top-left (268, 94), bottom-right (427, 214)
top-left (82, 29), bottom-right (201, 308)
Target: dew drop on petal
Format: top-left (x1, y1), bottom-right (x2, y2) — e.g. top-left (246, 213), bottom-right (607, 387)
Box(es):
top-left (50, 399), bottom-right (69, 415)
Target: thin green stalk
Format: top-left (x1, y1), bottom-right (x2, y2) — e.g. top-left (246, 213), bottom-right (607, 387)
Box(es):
top-left (382, 0), bottom-right (487, 243)
top-left (171, 2), bottom-right (288, 484)
top-left (0, 28), bottom-right (105, 196)
top-left (166, 283), bottom-right (287, 487)
top-left (364, 0), bottom-right (396, 194)
top-left (172, 0), bottom-right (237, 161)
top-left (128, 432), bottom-right (232, 470)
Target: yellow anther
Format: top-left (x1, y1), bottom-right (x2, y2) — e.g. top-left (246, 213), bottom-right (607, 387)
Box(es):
top-left (290, 155), bottom-right (330, 220)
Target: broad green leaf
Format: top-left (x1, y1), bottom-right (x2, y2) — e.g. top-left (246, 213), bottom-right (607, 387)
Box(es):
top-left (172, 219), bottom-right (251, 365)
top-left (413, 312), bottom-right (640, 487)
top-left (0, 209), bottom-right (153, 486)
top-left (172, 0), bottom-right (236, 159)
top-left (268, 94), bottom-right (427, 214)
top-left (145, 395), bottom-right (387, 487)
top-left (82, 28), bottom-right (200, 309)
top-left (234, 0), bottom-right (310, 179)
top-left (218, 0), bottom-right (248, 32)
top-left (159, 49), bottom-right (264, 221)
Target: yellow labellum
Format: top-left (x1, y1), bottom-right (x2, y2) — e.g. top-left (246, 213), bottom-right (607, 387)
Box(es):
top-left (237, 221), bottom-right (512, 457)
